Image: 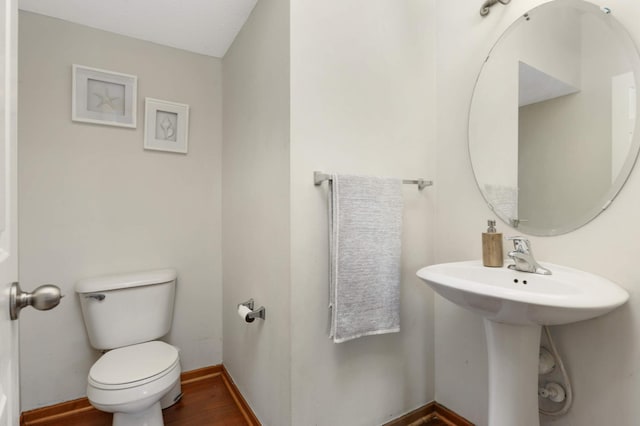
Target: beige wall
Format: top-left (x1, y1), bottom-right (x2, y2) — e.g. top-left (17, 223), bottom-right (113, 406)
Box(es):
top-left (223, 1), bottom-right (437, 424)
top-left (435, 1), bottom-right (640, 424)
top-left (221, 0), bottom-right (291, 424)
top-left (18, 12), bottom-right (223, 410)
top-left (24, 1), bottom-right (640, 424)
top-left (290, 1), bottom-right (437, 424)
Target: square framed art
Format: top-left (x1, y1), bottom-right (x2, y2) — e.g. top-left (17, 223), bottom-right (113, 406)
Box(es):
top-left (72, 65), bottom-right (137, 128)
top-left (144, 98), bottom-right (189, 154)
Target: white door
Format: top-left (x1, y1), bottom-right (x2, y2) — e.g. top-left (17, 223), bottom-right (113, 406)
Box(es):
top-left (0, 0), bottom-right (19, 425)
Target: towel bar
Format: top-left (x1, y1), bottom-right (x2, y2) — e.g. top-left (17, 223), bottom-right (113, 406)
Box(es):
top-left (313, 171), bottom-right (433, 191)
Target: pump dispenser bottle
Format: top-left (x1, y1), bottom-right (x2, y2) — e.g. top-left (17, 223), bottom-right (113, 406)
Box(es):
top-left (482, 219), bottom-right (503, 267)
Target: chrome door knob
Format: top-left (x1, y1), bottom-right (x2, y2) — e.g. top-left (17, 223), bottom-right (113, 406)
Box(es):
top-left (10, 282), bottom-right (63, 320)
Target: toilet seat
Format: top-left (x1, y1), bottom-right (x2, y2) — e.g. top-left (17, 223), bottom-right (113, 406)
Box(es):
top-left (89, 341), bottom-right (179, 391)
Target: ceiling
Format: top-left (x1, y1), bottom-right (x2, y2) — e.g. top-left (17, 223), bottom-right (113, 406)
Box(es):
top-left (18, 0), bottom-right (258, 58)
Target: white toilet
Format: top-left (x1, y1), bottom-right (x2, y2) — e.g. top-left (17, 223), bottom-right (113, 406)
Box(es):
top-left (75, 269), bottom-right (182, 426)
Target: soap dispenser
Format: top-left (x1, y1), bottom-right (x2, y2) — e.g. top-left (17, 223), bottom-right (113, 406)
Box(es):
top-left (482, 219), bottom-right (503, 267)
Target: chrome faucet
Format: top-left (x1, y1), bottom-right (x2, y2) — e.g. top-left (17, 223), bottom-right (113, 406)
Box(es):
top-left (507, 237), bottom-right (552, 275)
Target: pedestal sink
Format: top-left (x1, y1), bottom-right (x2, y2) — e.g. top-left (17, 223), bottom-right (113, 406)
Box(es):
top-left (417, 261), bottom-right (629, 426)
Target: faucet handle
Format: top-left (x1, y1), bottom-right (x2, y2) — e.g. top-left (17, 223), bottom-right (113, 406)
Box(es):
top-left (507, 236), bottom-right (530, 252)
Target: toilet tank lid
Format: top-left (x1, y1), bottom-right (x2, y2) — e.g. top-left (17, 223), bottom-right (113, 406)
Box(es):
top-left (75, 268), bottom-right (177, 293)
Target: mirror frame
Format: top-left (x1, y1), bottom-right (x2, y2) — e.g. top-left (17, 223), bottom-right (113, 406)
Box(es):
top-left (468, 0), bottom-right (640, 236)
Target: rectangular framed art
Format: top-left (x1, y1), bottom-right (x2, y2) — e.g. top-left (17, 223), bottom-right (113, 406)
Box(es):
top-left (144, 98), bottom-right (189, 154)
top-left (72, 65), bottom-right (137, 128)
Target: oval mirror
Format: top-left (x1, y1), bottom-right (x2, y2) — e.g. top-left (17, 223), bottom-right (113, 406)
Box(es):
top-left (469, 0), bottom-right (640, 236)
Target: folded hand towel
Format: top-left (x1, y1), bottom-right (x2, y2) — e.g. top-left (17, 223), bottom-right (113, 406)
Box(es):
top-left (329, 174), bottom-right (403, 343)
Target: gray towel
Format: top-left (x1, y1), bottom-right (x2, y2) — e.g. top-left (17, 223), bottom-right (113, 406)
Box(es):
top-left (329, 174), bottom-right (403, 343)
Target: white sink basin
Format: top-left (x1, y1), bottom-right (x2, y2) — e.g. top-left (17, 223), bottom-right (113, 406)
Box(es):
top-left (417, 260), bottom-right (629, 426)
top-left (416, 260), bottom-right (629, 325)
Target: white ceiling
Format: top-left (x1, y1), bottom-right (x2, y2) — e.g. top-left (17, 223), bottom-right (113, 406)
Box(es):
top-left (18, 0), bottom-right (258, 58)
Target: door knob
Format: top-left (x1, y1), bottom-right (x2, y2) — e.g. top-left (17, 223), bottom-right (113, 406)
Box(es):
top-left (10, 282), bottom-right (63, 320)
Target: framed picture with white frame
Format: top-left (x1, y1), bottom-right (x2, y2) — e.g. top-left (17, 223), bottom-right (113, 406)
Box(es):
top-left (72, 64), bottom-right (137, 128)
top-left (144, 98), bottom-right (189, 154)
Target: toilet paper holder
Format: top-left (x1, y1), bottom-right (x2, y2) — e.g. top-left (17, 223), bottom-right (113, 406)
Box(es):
top-left (238, 299), bottom-right (266, 322)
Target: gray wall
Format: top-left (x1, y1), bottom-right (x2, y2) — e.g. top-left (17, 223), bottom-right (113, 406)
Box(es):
top-left (24, 1), bottom-right (640, 424)
top-left (18, 11), bottom-right (223, 410)
top-left (434, 0), bottom-right (640, 424)
top-left (222, 0), bottom-right (438, 424)
top-left (289, 0), bottom-right (437, 424)
top-left (221, 0), bottom-right (292, 424)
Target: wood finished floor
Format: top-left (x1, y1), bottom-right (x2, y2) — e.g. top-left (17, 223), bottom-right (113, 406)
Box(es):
top-left (408, 417), bottom-right (459, 426)
top-left (24, 370), bottom-right (469, 426)
top-left (30, 374), bottom-right (248, 426)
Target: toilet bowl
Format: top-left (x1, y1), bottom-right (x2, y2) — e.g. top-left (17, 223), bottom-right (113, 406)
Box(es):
top-left (75, 269), bottom-right (181, 426)
top-left (87, 341), bottom-right (180, 426)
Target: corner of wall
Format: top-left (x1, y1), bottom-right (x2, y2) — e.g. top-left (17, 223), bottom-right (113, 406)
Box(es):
top-left (221, 0), bottom-right (292, 424)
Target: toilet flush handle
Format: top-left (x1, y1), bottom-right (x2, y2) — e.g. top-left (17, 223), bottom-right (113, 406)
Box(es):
top-left (84, 293), bottom-right (106, 301)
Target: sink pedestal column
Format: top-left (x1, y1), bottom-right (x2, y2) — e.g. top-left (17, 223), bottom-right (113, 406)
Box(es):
top-left (484, 319), bottom-right (541, 426)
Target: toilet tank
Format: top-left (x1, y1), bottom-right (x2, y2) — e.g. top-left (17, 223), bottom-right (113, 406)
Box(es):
top-left (75, 269), bottom-right (177, 350)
